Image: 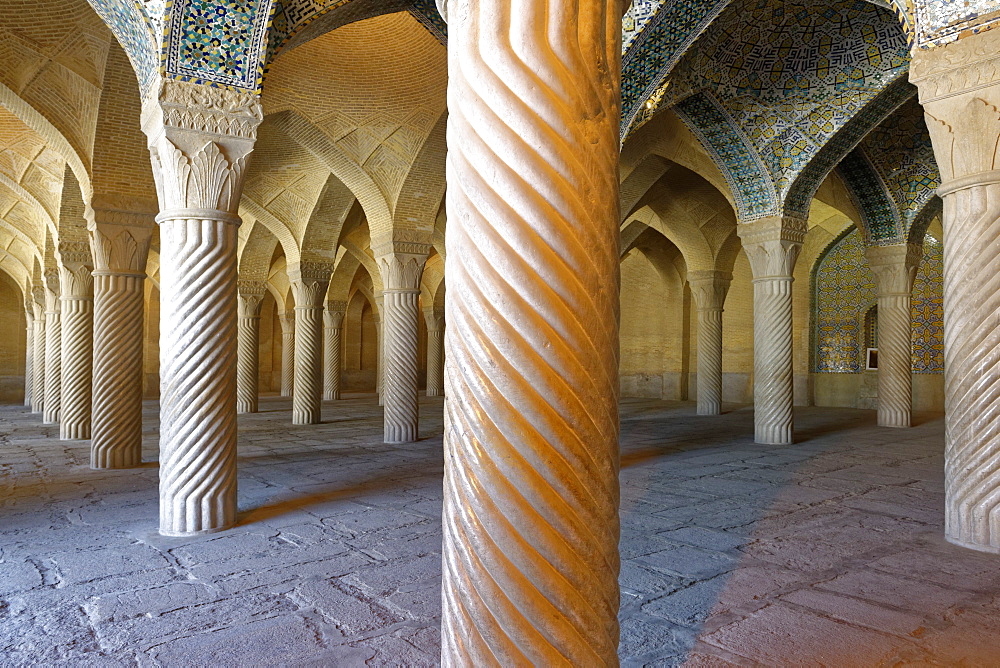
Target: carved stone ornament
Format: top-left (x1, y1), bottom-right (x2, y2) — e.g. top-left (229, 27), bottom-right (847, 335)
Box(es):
top-left (142, 79), bottom-right (262, 217)
top-left (375, 242), bottom-right (431, 292)
top-left (911, 28), bottom-right (1000, 104)
top-left (737, 216), bottom-right (808, 279)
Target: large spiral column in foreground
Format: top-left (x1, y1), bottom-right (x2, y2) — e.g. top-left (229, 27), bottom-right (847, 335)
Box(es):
top-left (439, 0), bottom-right (623, 662)
top-left (89, 209), bottom-right (154, 469)
top-left (423, 309), bottom-right (444, 397)
top-left (279, 312), bottom-right (295, 398)
top-left (143, 78), bottom-right (261, 536)
top-left (913, 34), bottom-right (1000, 552)
top-left (738, 217), bottom-right (806, 445)
top-left (23, 304), bottom-right (33, 408)
top-left (689, 271), bottom-right (731, 416)
top-left (377, 246), bottom-right (428, 444)
top-left (42, 276), bottom-right (62, 425)
top-left (237, 281), bottom-right (266, 414)
top-left (323, 303), bottom-right (345, 401)
top-left (30, 291), bottom-right (45, 413)
top-left (865, 245), bottom-right (921, 428)
top-left (291, 264), bottom-right (332, 425)
top-left (59, 256), bottom-right (95, 440)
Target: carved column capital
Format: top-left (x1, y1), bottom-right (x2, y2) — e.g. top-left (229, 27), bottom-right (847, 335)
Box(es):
top-left (43, 270), bottom-right (61, 311)
top-left (237, 280), bottom-right (267, 319)
top-left (688, 270), bottom-right (733, 311)
top-left (865, 243), bottom-right (923, 296)
top-left (910, 29), bottom-right (1000, 186)
top-left (375, 242), bottom-right (431, 292)
top-left (423, 308), bottom-right (445, 331)
top-left (737, 216), bottom-right (808, 279)
top-left (289, 262), bottom-right (334, 309)
top-left (59, 264), bottom-right (95, 300)
top-left (324, 303), bottom-right (346, 329)
top-left (142, 79), bottom-right (262, 219)
top-left (89, 207), bottom-right (155, 275)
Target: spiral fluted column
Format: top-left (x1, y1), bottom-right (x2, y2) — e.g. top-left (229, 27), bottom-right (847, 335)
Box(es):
top-left (237, 282), bottom-right (266, 414)
top-left (291, 264), bottom-right (331, 425)
top-left (439, 0), bottom-right (623, 662)
top-left (424, 310), bottom-right (444, 397)
top-left (377, 247), bottom-right (428, 444)
top-left (59, 259), bottom-right (95, 441)
top-left (375, 301), bottom-right (384, 406)
top-left (913, 32), bottom-right (1000, 552)
top-left (42, 282), bottom-right (62, 425)
top-left (865, 245), bottom-right (921, 429)
top-left (323, 304), bottom-right (345, 401)
top-left (738, 217), bottom-right (806, 445)
top-left (279, 312), bottom-right (295, 398)
top-left (689, 271), bottom-right (731, 416)
top-left (30, 294), bottom-right (45, 413)
top-left (89, 209), bottom-right (154, 469)
top-left (23, 307), bottom-right (33, 408)
top-left (143, 78), bottom-right (262, 536)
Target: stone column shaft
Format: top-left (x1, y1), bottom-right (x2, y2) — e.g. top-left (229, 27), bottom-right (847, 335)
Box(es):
top-left (738, 217), bottom-right (806, 445)
top-left (324, 305), bottom-right (345, 401)
top-left (377, 247), bottom-right (428, 444)
top-left (91, 272), bottom-right (146, 467)
top-left (291, 265), bottom-right (331, 425)
top-left (424, 310), bottom-right (444, 398)
top-left (23, 308), bottom-right (33, 408)
top-left (865, 245), bottom-right (921, 428)
top-left (912, 30), bottom-right (1000, 552)
top-left (440, 0), bottom-right (623, 662)
top-left (689, 271), bottom-right (731, 416)
top-left (59, 251), bottom-right (95, 441)
top-left (89, 209), bottom-right (154, 469)
top-left (143, 78), bottom-right (262, 536)
top-left (237, 283), bottom-right (266, 414)
top-left (279, 312), bottom-right (294, 398)
top-left (30, 295), bottom-right (45, 413)
top-left (42, 284), bottom-right (61, 425)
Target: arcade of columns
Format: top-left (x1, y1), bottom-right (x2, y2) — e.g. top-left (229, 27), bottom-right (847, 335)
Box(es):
top-left (6, 0), bottom-right (1000, 662)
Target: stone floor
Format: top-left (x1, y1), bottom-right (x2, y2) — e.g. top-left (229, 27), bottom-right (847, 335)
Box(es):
top-left (1, 395), bottom-right (999, 666)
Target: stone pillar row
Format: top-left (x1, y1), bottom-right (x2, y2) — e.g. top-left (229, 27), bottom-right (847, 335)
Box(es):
top-left (377, 243), bottom-right (428, 444)
top-left (439, 0), bottom-right (623, 662)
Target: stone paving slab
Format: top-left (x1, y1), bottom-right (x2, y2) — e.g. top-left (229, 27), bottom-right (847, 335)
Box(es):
top-left (1, 396), bottom-right (1000, 665)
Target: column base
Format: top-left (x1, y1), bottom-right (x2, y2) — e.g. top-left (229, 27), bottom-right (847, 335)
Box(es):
top-left (945, 534), bottom-right (1000, 555)
top-left (159, 524), bottom-right (233, 538)
top-left (385, 429), bottom-right (418, 444)
top-left (323, 391), bottom-right (340, 401)
top-left (60, 424), bottom-right (91, 440)
top-left (754, 428), bottom-right (793, 446)
top-left (293, 410), bottom-right (320, 425)
top-left (91, 450), bottom-right (142, 469)
top-left (697, 402), bottom-right (721, 416)
top-left (237, 401), bottom-right (258, 414)
top-left (877, 414), bottom-right (911, 428)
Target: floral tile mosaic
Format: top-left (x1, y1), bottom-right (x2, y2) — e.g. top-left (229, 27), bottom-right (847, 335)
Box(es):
top-left (813, 227), bottom-right (943, 373)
